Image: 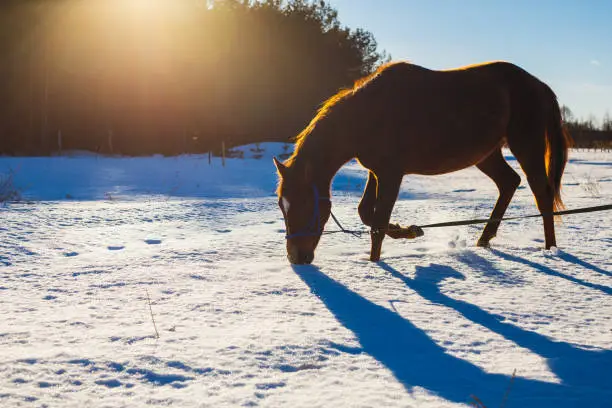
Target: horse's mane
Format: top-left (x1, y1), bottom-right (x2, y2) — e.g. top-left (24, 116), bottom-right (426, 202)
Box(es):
top-left (284, 62), bottom-right (399, 167)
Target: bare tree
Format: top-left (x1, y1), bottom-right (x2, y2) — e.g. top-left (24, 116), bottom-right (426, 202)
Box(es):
top-left (603, 111), bottom-right (612, 132)
top-left (560, 105), bottom-right (574, 123)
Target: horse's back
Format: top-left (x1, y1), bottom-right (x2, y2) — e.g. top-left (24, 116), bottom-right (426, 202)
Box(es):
top-left (361, 61), bottom-right (515, 113)
top-left (352, 62), bottom-right (521, 174)
top-left (369, 61), bottom-right (516, 134)
top-left (371, 60), bottom-right (542, 95)
top-left (451, 61), bottom-right (559, 135)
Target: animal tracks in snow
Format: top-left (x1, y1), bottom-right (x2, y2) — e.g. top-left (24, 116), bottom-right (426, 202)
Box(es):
top-left (107, 245), bottom-right (125, 251)
top-left (1, 149), bottom-right (611, 407)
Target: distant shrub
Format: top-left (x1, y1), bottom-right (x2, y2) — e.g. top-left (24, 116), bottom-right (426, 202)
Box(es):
top-left (279, 143), bottom-right (292, 160)
top-left (250, 143), bottom-right (264, 153)
top-left (579, 174), bottom-right (601, 198)
top-left (0, 169), bottom-right (22, 203)
top-left (226, 148), bottom-right (244, 159)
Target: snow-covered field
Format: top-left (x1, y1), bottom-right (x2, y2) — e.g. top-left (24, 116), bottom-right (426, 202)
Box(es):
top-left (1, 144), bottom-right (611, 407)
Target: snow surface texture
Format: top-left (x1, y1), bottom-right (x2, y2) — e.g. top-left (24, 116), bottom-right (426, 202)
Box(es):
top-left (1, 144), bottom-right (611, 407)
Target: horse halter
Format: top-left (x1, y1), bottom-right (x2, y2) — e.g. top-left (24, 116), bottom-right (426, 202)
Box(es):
top-left (283, 185), bottom-right (330, 240)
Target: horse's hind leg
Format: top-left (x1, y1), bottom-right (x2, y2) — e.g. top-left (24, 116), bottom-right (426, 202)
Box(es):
top-left (476, 149), bottom-right (521, 247)
top-left (510, 137), bottom-right (557, 249)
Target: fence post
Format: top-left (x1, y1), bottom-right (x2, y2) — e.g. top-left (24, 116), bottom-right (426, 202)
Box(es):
top-left (222, 141), bottom-right (226, 167)
top-left (108, 129), bottom-right (114, 154)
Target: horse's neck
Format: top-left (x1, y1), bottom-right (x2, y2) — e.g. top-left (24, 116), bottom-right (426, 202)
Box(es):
top-left (294, 129), bottom-right (353, 195)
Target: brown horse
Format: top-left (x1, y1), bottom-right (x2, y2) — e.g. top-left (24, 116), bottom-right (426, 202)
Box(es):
top-left (274, 61), bottom-right (572, 264)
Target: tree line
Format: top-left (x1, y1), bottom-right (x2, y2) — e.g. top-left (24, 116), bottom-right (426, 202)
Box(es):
top-left (561, 106), bottom-right (612, 149)
top-left (0, 0), bottom-right (387, 155)
top-left (1, 0), bottom-right (608, 156)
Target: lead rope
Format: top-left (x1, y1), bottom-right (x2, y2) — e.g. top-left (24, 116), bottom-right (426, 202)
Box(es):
top-left (325, 211), bottom-right (365, 238)
top-left (323, 203), bottom-right (612, 237)
top-left (417, 203), bottom-right (612, 229)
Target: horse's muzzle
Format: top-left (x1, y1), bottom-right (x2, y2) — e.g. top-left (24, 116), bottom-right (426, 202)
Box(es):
top-left (287, 250), bottom-right (314, 265)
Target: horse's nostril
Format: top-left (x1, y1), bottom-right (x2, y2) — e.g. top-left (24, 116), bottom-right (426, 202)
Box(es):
top-left (302, 253), bottom-right (314, 264)
top-left (286, 252), bottom-right (313, 265)
top-left (287, 253), bottom-right (302, 264)
top-left (288, 247), bottom-right (300, 264)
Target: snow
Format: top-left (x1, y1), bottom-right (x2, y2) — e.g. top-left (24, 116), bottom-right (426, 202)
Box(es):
top-left (1, 144), bottom-right (611, 407)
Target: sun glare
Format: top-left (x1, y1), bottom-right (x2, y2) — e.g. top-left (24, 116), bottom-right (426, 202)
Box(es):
top-left (123, 0), bottom-right (175, 15)
top-left (47, 0), bottom-right (209, 88)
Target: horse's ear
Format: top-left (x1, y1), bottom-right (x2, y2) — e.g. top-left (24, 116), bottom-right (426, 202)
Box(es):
top-left (273, 157), bottom-right (287, 177)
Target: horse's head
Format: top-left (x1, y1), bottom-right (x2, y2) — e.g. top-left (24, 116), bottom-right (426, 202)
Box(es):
top-left (274, 157), bottom-right (331, 264)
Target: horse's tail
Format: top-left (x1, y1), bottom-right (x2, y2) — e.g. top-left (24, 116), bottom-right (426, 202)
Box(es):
top-left (545, 89), bottom-right (573, 212)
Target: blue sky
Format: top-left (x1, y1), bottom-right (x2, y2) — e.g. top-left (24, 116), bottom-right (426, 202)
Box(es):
top-left (328, 0), bottom-right (611, 122)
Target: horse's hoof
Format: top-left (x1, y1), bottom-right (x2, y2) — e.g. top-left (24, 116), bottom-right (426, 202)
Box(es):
top-left (369, 247), bottom-right (382, 262)
top-left (476, 239), bottom-right (490, 248)
top-left (407, 225), bottom-right (424, 238)
top-left (386, 224), bottom-right (424, 239)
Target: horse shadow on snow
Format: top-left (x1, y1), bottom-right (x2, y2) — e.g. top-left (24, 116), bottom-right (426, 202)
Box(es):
top-left (292, 257), bottom-right (612, 408)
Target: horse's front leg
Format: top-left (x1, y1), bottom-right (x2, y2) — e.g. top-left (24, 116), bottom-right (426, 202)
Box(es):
top-left (359, 171), bottom-right (424, 241)
top-left (358, 171), bottom-right (377, 225)
top-left (369, 173), bottom-right (404, 262)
